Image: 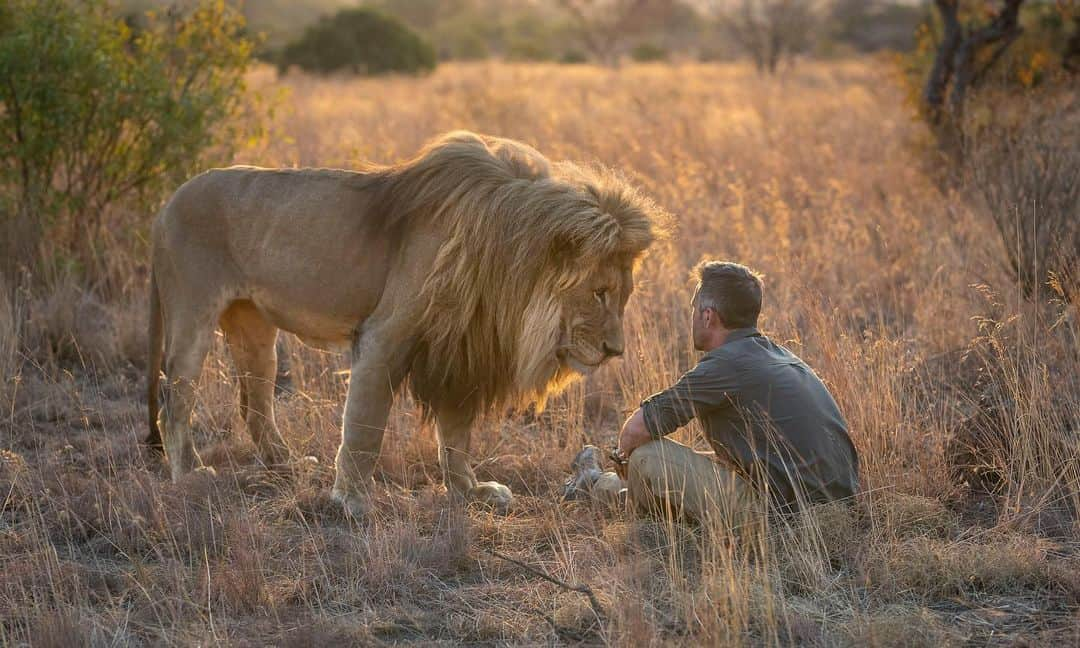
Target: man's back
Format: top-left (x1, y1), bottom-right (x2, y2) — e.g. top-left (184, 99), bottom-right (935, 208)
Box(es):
top-left (641, 328), bottom-right (859, 508)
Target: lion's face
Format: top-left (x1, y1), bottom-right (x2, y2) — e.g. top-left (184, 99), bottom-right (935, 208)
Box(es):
top-left (556, 263), bottom-right (634, 374)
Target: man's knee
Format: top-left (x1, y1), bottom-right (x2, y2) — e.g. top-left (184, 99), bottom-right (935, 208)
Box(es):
top-left (626, 440), bottom-right (687, 515)
top-left (627, 439), bottom-right (662, 473)
top-left (627, 437), bottom-right (685, 470)
top-left (625, 439), bottom-right (740, 523)
top-left (627, 438), bottom-right (696, 481)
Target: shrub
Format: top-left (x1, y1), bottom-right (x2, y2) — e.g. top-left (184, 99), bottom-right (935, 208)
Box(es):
top-left (277, 8), bottom-right (435, 76)
top-left (0, 0), bottom-right (257, 281)
top-left (899, 2), bottom-right (1079, 303)
top-left (630, 42), bottom-right (668, 62)
top-left (560, 49), bottom-right (589, 64)
top-left (506, 37), bottom-right (554, 62)
top-left (967, 93), bottom-right (1079, 303)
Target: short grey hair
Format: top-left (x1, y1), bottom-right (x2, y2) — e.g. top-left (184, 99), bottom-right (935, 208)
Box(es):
top-left (694, 261), bottom-right (763, 329)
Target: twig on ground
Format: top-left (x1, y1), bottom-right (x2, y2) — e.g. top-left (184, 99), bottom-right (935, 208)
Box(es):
top-left (481, 546), bottom-right (606, 622)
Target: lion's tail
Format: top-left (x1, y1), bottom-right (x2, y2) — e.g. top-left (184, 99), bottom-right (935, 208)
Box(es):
top-left (145, 266), bottom-right (165, 454)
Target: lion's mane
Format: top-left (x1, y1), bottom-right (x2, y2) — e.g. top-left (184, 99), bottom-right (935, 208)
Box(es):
top-left (369, 131), bottom-right (665, 418)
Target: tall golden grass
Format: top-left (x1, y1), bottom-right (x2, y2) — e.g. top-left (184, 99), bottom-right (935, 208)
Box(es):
top-left (1, 61), bottom-right (1077, 645)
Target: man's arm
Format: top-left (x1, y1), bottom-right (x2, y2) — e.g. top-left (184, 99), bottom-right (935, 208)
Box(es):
top-left (616, 408), bottom-right (651, 457)
top-left (617, 355), bottom-right (738, 457)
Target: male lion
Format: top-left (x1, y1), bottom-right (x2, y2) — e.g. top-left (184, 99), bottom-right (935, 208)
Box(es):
top-left (146, 131), bottom-right (664, 515)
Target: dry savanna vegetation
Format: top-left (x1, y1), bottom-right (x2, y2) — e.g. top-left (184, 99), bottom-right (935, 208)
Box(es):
top-left (2, 60), bottom-right (1079, 646)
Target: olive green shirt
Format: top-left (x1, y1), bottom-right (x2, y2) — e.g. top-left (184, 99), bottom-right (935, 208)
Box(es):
top-left (640, 328), bottom-right (859, 509)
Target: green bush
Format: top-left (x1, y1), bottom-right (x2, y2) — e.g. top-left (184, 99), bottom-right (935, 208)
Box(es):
top-left (560, 50), bottom-right (588, 64)
top-left (506, 37), bottom-right (554, 62)
top-left (0, 0), bottom-right (257, 280)
top-left (630, 42), bottom-right (669, 63)
top-left (278, 8), bottom-right (435, 75)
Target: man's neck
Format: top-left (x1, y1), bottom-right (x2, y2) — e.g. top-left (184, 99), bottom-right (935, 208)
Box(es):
top-left (701, 328), bottom-right (731, 353)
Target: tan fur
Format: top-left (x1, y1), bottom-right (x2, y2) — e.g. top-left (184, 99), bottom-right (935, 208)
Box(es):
top-left (147, 130), bottom-right (666, 514)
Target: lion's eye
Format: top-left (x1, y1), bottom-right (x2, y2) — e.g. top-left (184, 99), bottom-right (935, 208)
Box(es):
top-left (594, 289), bottom-right (606, 304)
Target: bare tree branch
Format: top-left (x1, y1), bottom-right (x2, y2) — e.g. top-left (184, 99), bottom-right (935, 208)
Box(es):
top-left (559, 0), bottom-right (664, 65)
top-left (710, 0), bottom-right (817, 74)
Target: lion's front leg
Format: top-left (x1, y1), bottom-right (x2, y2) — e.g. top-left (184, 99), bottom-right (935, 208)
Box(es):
top-left (436, 407), bottom-right (513, 514)
top-left (331, 325), bottom-right (410, 517)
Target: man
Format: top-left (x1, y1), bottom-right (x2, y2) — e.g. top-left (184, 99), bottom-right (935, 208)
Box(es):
top-left (565, 261), bottom-right (859, 524)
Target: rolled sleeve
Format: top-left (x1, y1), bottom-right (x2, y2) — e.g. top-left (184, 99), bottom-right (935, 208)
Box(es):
top-left (639, 356), bottom-right (738, 439)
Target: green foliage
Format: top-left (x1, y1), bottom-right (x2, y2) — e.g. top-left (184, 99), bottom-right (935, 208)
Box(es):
top-left (560, 49), bottom-right (589, 64)
top-left (278, 8), bottom-right (436, 75)
top-left (630, 42), bottom-right (669, 63)
top-left (366, 0), bottom-right (578, 62)
top-left (0, 0), bottom-right (256, 277)
top-left (507, 38), bottom-right (554, 62)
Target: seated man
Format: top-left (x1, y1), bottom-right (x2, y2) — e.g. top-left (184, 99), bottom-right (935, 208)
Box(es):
top-left (565, 261), bottom-right (859, 526)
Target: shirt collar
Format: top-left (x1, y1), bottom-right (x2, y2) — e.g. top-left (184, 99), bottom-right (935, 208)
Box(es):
top-left (724, 327), bottom-right (762, 344)
top-left (703, 327), bottom-right (761, 357)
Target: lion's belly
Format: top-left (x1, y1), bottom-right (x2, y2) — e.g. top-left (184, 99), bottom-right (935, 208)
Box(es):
top-left (250, 294), bottom-right (363, 352)
top-left (294, 334), bottom-right (354, 353)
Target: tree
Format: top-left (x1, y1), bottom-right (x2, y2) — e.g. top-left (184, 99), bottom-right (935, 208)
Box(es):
top-left (906, 1), bottom-right (1079, 303)
top-left (0, 0), bottom-right (256, 279)
top-left (277, 8), bottom-right (436, 76)
top-left (827, 0), bottom-right (925, 53)
top-left (709, 0), bottom-right (819, 74)
top-left (558, 0), bottom-right (675, 65)
top-left (922, 0), bottom-right (1025, 125)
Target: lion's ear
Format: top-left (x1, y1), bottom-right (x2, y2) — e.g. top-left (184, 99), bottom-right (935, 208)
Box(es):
top-left (547, 227), bottom-right (606, 289)
top-left (548, 232), bottom-right (584, 274)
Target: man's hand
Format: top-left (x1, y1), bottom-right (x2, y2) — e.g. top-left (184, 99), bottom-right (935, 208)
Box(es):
top-left (617, 409), bottom-right (652, 458)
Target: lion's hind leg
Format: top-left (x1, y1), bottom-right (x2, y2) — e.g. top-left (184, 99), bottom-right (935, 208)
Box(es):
top-left (160, 310), bottom-right (215, 482)
top-left (220, 300), bottom-right (292, 468)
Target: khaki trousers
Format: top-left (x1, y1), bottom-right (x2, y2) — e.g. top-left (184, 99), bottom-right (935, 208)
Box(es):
top-left (594, 438), bottom-right (760, 529)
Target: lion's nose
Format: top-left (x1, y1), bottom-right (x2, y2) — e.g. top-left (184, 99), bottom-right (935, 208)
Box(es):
top-left (602, 342), bottom-right (623, 358)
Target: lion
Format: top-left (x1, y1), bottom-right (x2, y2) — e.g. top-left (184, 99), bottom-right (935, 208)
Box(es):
top-left (146, 130), bottom-right (665, 516)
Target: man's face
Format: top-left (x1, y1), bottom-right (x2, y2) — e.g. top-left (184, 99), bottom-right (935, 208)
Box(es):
top-left (691, 288), bottom-right (708, 351)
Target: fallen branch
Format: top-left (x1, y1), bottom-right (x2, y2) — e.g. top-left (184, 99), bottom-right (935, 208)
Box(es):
top-left (481, 546), bottom-right (606, 622)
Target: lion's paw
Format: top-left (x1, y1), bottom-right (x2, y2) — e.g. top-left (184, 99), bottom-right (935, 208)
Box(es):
top-left (469, 481), bottom-right (513, 515)
top-left (330, 487), bottom-right (372, 519)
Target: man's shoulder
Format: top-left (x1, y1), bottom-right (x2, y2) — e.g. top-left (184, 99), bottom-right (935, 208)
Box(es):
top-left (710, 333), bottom-right (809, 371)
top-left (695, 343), bottom-right (751, 379)
top-left (706, 331), bottom-right (769, 359)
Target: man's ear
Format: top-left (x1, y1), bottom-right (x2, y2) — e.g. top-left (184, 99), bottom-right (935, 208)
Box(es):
top-left (705, 307), bottom-right (725, 330)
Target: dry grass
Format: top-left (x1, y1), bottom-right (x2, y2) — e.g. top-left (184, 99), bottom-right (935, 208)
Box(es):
top-left (1, 61), bottom-right (1078, 646)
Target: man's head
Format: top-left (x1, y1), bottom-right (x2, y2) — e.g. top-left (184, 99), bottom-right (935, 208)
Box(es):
top-left (691, 261), bottom-right (763, 351)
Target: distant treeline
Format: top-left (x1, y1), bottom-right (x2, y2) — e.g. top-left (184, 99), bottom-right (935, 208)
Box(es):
top-left (360, 0), bottom-right (927, 63)
top-left (119, 0), bottom-right (929, 66)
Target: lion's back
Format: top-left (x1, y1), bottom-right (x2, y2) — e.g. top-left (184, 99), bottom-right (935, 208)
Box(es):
top-left (151, 165), bottom-right (398, 342)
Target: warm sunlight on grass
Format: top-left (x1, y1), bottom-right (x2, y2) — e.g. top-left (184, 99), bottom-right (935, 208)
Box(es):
top-left (2, 62), bottom-right (1077, 645)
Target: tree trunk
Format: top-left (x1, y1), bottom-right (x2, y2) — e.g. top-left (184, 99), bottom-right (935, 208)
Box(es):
top-left (923, 0), bottom-right (961, 123)
top-left (922, 0), bottom-right (1025, 155)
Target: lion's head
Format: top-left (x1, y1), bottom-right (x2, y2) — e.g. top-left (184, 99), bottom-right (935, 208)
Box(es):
top-left (555, 262), bottom-right (631, 374)
top-left (543, 163), bottom-right (659, 380)
top-left (381, 131), bottom-right (667, 417)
